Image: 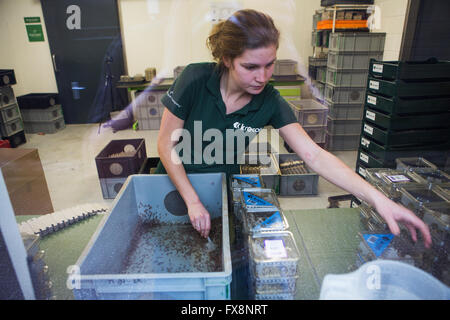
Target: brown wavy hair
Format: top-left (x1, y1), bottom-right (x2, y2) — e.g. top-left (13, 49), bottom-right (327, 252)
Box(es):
top-left (206, 9), bottom-right (280, 74)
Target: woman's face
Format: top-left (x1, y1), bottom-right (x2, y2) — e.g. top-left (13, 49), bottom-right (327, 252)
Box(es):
top-left (224, 44), bottom-right (277, 95)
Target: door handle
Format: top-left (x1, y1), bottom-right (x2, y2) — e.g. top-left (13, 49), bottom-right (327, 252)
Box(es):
top-left (52, 54), bottom-right (58, 72)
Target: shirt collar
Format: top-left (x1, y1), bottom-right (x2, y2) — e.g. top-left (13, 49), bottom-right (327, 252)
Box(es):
top-left (207, 67), bottom-right (267, 116)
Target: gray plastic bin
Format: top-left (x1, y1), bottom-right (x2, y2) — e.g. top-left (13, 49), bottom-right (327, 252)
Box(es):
top-left (278, 153), bottom-right (319, 196)
top-left (326, 68), bottom-right (369, 87)
top-left (327, 51), bottom-right (383, 70)
top-left (329, 32), bottom-right (386, 53)
top-left (325, 85), bottom-right (366, 105)
top-left (0, 103), bottom-right (21, 123)
top-left (20, 104), bottom-right (63, 122)
top-left (72, 173), bottom-right (232, 300)
top-left (327, 116), bottom-right (362, 135)
top-left (325, 101), bottom-right (364, 119)
top-left (23, 116), bottom-right (65, 134)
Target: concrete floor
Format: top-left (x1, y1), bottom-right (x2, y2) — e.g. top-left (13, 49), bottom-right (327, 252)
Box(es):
top-left (20, 124), bottom-right (358, 213)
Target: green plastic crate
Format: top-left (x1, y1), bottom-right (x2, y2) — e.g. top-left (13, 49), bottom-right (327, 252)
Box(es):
top-left (365, 92), bottom-right (450, 115)
top-left (369, 58), bottom-right (450, 81)
top-left (367, 76), bottom-right (450, 98)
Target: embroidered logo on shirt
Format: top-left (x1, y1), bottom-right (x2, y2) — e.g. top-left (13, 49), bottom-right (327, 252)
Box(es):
top-left (233, 122), bottom-right (262, 133)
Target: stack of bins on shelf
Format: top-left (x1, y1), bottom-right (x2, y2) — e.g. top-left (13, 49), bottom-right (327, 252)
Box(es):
top-left (356, 58), bottom-right (450, 176)
top-left (229, 177), bottom-right (301, 300)
top-left (0, 69), bottom-right (26, 147)
top-left (324, 32), bottom-right (385, 151)
top-left (134, 90), bottom-right (165, 130)
top-left (352, 157), bottom-right (450, 285)
top-left (289, 99), bottom-right (328, 148)
top-left (95, 138), bottom-right (147, 199)
top-left (17, 93), bottom-right (65, 134)
top-left (309, 56), bottom-right (328, 102)
top-left (273, 59), bottom-right (301, 101)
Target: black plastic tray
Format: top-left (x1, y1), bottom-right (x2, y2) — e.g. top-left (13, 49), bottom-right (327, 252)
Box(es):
top-left (367, 76), bottom-right (450, 98)
top-left (17, 93), bottom-right (59, 109)
top-left (0, 69), bottom-right (16, 87)
top-left (369, 58), bottom-right (450, 80)
top-left (365, 92), bottom-right (450, 115)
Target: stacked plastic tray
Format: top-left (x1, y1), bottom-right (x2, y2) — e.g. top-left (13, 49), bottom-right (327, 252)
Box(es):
top-left (356, 58), bottom-right (450, 176)
top-left (289, 99), bottom-right (328, 145)
top-left (0, 70), bottom-right (26, 147)
top-left (236, 188), bottom-right (300, 300)
top-left (95, 138), bottom-right (147, 199)
top-left (323, 32), bottom-right (385, 151)
top-left (353, 157), bottom-right (450, 285)
top-left (134, 89), bottom-right (165, 130)
top-left (16, 93), bottom-right (65, 134)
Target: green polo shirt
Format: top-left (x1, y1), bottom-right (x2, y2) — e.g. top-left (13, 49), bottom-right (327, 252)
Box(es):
top-left (155, 62), bottom-right (297, 176)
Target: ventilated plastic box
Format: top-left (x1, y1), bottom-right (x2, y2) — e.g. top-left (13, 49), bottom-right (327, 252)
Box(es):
top-left (327, 116), bottom-right (362, 135)
top-left (327, 51), bottom-right (383, 70)
top-left (365, 92), bottom-right (450, 115)
top-left (289, 99), bottom-right (328, 126)
top-left (362, 122), bottom-right (450, 147)
top-left (367, 76), bottom-right (450, 98)
top-left (20, 104), bottom-right (63, 122)
top-left (399, 184), bottom-right (448, 216)
top-left (273, 59), bottom-right (297, 76)
top-left (278, 153), bottom-right (318, 196)
top-left (134, 90), bottom-right (165, 121)
top-left (364, 107), bottom-right (450, 131)
top-left (422, 202), bottom-right (450, 245)
top-left (248, 232), bottom-right (300, 279)
top-left (17, 93), bottom-right (59, 109)
top-left (408, 169), bottom-right (450, 186)
top-left (0, 103), bottom-right (21, 123)
top-left (72, 173), bottom-right (232, 300)
top-left (23, 116), bottom-right (65, 134)
top-left (242, 208), bottom-right (289, 235)
top-left (0, 69), bottom-right (16, 86)
top-left (325, 85), bottom-right (366, 104)
top-left (138, 117), bottom-right (161, 130)
top-left (329, 32), bottom-right (386, 53)
top-left (358, 201), bottom-right (389, 232)
top-left (304, 125), bottom-right (327, 144)
top-left (396, 157), bottom-right (438, 172)
top-left (369, 58), bottom-right (450, 81)
top-left (326, 68), bottom-right (369, 87)
top-left (326, 101), bottom-right (364, 119)
top-left (99, 177), bottom-right (127, 199)
top-left (240, 188), bottom-right (280, 211)
top-left (230, 174), bottom-right (264, 221)
top-left (356, 232), bottom-right (418, 267)
top-left (4, 130), bottom-right (26, 148)
top-left (325, 132), bottom-right (360, 151)
top-left (240, 154), bottom-right (281, 194)
top-left (309, 56), bottom-right (328, 67)
top-left (95, 139), bottom-right (147, 179)
top-left (1, 117), bottom-right (23, 137)
top-left (0, 86), bottom-right (16, 108)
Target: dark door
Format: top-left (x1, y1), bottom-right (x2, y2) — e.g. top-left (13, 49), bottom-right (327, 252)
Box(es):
top-left (41, 0), bottom-right (127, 124)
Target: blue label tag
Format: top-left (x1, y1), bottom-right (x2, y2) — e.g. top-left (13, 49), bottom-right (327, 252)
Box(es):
top-left (253, 211), bottom-right (283, 232)
top-left (363, 233), bottom-right (394, 257)
top-left (234, 176), bottom-right (262, 187)
top-left (243, 192), bottom-right (274, 207)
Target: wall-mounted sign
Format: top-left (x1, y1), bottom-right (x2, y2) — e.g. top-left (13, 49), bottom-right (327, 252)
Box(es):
top-left (24, 16), bottom-right (44, 42)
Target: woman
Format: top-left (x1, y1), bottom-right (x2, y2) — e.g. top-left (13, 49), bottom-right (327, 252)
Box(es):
top-left (156, 9), bottom-right (431, 248)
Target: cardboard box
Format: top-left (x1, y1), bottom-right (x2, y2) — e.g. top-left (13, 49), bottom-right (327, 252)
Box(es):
top-left (0, 148), bottom-right (53, 215)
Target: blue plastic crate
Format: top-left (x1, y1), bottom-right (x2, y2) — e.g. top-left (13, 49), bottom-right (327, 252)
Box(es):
top-left (72, 173), bottom-right (232, 300)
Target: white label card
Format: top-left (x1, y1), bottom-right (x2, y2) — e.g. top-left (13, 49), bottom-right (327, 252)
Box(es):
top-left (359, 166), bottom-right (367, 177)
top-left (366, 110), bottom-right (376, 121)
top-left (367, 95), bottom-right (377, 105)
top-left (361, 137), bottom-right (370, 147)
top-left (359, 152), bottom-right (369, 164)
top-left (386, 175), bottom-right (410, 183)
top-left (364, 124), bottom-right (374, 135)
top-left (369, 80), bottom-right (380, 90)
top-left (264, 239), bottom-right (287, 258)
top-left (372, 64), bottom-right (383, 73)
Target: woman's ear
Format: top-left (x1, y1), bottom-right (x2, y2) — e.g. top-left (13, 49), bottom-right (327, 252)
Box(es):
top-left (223, 56), bottom-right (232, 69)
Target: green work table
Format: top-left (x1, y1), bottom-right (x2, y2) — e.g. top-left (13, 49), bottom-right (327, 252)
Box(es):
top-left (17, 207), bottom-right (360, 300)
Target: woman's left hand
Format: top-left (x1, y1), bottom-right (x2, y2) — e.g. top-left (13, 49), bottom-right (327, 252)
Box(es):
top-left (375, 197), bottom-right (432, 248)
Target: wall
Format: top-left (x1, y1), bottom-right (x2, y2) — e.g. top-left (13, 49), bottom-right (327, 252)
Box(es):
top-left (118, 0), bottom-right (321, 79)
top-left (374, 0), bottom-right (409, 60)
top-left (0, 0), bottom-right (408, 97)
top-left (0, 0), bottom-right (57, 96)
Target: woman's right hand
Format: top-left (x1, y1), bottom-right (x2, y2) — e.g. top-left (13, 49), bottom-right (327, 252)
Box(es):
top-left (188, 201), bottom-right (211, 238)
